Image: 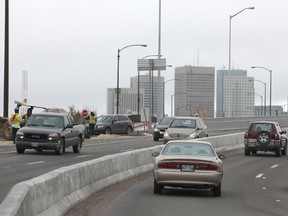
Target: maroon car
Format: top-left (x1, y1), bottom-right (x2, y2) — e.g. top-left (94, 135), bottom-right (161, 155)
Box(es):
top-left (244, 121), bottom-right (287, 157)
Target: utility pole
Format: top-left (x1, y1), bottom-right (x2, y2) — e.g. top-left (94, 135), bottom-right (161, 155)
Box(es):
top-left (3, 0), bottom-right (9, 117)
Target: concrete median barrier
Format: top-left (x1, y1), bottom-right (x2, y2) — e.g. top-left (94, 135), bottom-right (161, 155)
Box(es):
top-left (0, 133), bottom-right (244, 216)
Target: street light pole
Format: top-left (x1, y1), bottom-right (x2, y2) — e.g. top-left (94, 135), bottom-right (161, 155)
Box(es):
top-left (163, 77), bottom-right (178, 118)
top-left (171, 92), bottom-right (186, 116)
top-left (255, 93), bottom-right (263, 116)
top-left (251, 66), bottom-right (272, 116)
top-left (229, 7), bottom-right (255, 70)
top-left (255, 80), bottom-right (266, 116)
top-left (3, 0), bottom-right (9, 117)
top-left (116, 44), bottom-right (147, 114)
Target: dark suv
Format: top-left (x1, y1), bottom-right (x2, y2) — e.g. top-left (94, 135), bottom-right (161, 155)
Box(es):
top-left (94, 114), bottom-right (133, 135)
top-left (244, 121), bottom-right (287, 157)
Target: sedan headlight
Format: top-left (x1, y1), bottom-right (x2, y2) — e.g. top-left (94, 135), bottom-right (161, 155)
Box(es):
top-left (16, 131), bottom-right (25, 140)
top-left (189, 132), bottom-right (197, 139)
top-left (96, 125), bottom-right (104, 129)
top-left (164, 132), bottom-right (169, 138)
top-left (48, 133), bottom-right (60, 141)
top-left (154, 128), bottom-right (160, 132)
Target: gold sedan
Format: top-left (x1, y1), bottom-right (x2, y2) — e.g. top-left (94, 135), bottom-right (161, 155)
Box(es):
top-left (152, 140), bottom-right (225, 196)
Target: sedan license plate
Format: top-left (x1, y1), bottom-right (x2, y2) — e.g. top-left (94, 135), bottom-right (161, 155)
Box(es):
top-left (31, 142), bottom-right (39, 147)
top-left (181, 164), bottom-right (194, 172)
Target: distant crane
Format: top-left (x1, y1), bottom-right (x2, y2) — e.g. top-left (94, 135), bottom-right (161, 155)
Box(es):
top-left (22, 70), bottom-right (28, 103)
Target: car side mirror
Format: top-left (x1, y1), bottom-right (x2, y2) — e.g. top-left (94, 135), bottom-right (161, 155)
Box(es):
top-left (152, 152), bottom-right (160, 157)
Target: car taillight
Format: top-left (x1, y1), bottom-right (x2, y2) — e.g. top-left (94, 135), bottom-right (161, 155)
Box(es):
top-left (274, 133), bottom-right (279, 140)
top-left (157, 161), bottom-right (219, 171)
top-left (244, 132), bottom-right (249, 139)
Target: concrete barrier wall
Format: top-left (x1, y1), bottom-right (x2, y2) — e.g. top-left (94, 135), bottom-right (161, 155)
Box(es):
top-left (0, 133), bottom-right (244, 216)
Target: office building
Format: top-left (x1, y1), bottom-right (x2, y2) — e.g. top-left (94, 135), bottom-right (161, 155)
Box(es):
top-left (106, 88), bottom-right (144, 114)
top-left (174, 66), bottom-right (215, 118)
top-left (216, 69), bottom-right (254, 117)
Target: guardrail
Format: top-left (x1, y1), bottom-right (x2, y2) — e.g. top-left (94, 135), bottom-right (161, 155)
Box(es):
top-left (0, 132), bottom-right (244, 216)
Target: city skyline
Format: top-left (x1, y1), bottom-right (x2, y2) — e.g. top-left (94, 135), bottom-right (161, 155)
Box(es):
top-left (1, 1), bottom-right (287, 116)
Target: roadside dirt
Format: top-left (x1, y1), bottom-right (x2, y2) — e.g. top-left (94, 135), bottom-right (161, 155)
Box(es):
top-left (65, 171), bottom-right (153, 216)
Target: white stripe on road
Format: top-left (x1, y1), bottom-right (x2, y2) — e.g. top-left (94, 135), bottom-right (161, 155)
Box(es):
top-left (120, 149), bottom-right (135, 152)
top-left (271, 164), bottom-right (279, 169)
top-left (26, 161), bottom-right (45, 166)
top-left (76, 155), bottom-right (92, 158)
top-left (256, 173), bottom-right (264, 178)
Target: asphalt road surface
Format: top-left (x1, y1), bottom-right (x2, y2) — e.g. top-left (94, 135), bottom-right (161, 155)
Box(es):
top-left (66, 149), bottom-right (288, 216)
top-left (0, 135), bottom-right (156, 203)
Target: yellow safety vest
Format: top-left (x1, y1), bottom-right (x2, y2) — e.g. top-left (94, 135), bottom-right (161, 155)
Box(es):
top-left (89, 115), bottom-right (96, 124)
top-left (11, 114), bottom-right (21, 127)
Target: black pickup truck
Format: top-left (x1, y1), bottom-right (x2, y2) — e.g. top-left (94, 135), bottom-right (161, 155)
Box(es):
top-left (15, 112), bottom-right (85, 155)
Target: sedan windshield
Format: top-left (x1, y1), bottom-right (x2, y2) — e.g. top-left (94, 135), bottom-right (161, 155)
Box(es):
top-left (162, 142), bottom-right (215, 157)
top-left (97, 115), bottom-right (113, 122)
top-left (170, 119), bottom-right (196, 128)
top-left (26, 115), bottom-right (64, 128)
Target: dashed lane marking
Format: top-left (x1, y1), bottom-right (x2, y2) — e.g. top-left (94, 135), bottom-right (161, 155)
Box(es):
top-left (26, 161), bottom-right (45, 165)
top-left (76, 155), bottom-right (92, 158)
top-left (256, 173), bottom-right (264, 178)
top-left (271, 164), bottom-right (279, 169)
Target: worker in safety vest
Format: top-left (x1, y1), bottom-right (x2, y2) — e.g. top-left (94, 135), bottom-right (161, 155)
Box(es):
top-left (10, 106), bottom-right (22, 143)
top-left (22, 107), bottom-right (33, 127)
top-left (86, 111), bottom-right (96, 136)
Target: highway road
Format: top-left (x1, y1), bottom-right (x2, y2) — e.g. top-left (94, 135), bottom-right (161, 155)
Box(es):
top-left (67, 149), bottom-right (288, 216)
top-left (0, 135), bottom-right (157, 204)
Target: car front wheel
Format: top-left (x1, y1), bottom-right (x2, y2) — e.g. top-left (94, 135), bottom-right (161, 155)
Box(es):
top-left (55, 139), bottom-right (65, 155)
top-left (126, 126), bottom-right (133, 134)
top-left (105, 127), bottom-right (111, 134)
top-left (73, 137), bottom-right (82, 153)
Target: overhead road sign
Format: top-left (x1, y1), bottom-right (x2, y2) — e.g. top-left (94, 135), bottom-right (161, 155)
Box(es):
top-left (137, 58), bottom-right (166, 71)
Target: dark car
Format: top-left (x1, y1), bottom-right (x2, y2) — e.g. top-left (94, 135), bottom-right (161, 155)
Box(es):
top-left (244, 121), bottom-right (287, 157)
top-left (153, 117), bottom-right (175, 141)
top-left (94, 114), bottom-right (133, 135)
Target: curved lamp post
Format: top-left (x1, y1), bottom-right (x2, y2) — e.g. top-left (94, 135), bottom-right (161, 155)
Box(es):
top-left (251, 66), bottom-right (272, 116)
top-left (171, 92), bottom-right (186, 116)
top-left (254, 93), bottom-right (263, 116)
top-left (116, 44), bottom-right (147, 114)
top-left (229, 7), bottom-right (255, 70)
top-left (163, 77), bottom-right (180, 118)
top-left (249, 79), bottom-right (266, 116)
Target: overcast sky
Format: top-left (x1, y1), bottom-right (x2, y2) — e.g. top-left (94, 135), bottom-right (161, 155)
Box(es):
top-left (1, 0), bottom-right (288, 116)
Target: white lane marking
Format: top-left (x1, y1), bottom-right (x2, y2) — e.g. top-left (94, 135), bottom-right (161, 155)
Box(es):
top-left (276, 200), bottom-right (281, 202)
top-left (26, 161), bottom-right (45, 166)
top-left (262, 187), bottom-right (267, 190)
top-left (256, 173), bottom-right (264, 178)
top-left (76, 155), bottom-right (92, 158)
top-left (0, 151), bottom-right (16, 154)
top-left (120, 149), bottom-right (135, 152)
top-left (271, 164), bottom-right (279, 169)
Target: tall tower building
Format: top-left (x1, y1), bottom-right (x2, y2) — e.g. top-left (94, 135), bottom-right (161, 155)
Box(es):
top-left (216, 69), bottom-right (254, 117)
top-left (174, 66), bottom-right (215, 118)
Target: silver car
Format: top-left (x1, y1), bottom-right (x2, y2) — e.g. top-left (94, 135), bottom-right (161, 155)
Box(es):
top-left (163, 116), bottom-right (208, 144)
top-left (152, 140), bottom-right (225, 196)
